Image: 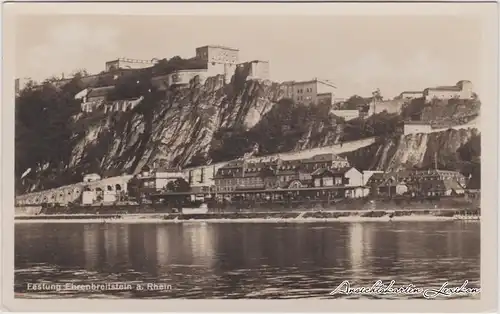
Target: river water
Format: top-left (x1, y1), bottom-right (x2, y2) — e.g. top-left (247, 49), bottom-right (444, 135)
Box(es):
top-left (15, 221), bottom-right (480, 299)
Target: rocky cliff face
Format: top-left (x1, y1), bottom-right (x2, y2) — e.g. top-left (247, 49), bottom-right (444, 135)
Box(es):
top-left (69, 75), bottom-right (283, 176)
top-left (15, 70), bottom-right (481, 194)
top-left (18, 71), bottom-right (343, 192)
top-left (342, 127), bottom-right (480, 178)
top-left (401, 97), bottom-right (480, 124)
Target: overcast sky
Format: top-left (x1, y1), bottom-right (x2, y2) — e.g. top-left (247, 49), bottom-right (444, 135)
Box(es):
top-left (15, 15), bottom-right (484, 98)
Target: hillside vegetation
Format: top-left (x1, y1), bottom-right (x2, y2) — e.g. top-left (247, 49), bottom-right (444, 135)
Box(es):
top-left (15, 66), bottom-right (481, 193)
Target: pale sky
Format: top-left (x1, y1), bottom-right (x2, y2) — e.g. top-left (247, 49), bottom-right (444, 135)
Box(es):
top-left (15, 15), bottom-right (485, 98)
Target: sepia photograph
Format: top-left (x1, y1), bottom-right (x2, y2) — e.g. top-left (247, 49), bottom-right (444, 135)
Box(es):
top-left (2, 1), bottom-right (498, 312)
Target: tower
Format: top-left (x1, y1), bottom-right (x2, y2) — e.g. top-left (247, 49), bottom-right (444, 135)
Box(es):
top-left (196, 45), bottom-right (239, 84)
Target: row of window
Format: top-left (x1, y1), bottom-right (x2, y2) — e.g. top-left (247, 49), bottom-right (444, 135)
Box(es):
top-left (375, 176), bottom-right (464, 184)
top-left (297, 88), bottom-right (314, 94)
top-left (297, 96), bottom-right (312, 102)
top-left (216, 177), bottom-right (264, 186)
top-left (219, 164), bottom-right (350, 179)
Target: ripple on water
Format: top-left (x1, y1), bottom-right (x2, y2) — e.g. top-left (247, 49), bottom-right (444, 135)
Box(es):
top-left (14, 221), bottom-right (480, 299)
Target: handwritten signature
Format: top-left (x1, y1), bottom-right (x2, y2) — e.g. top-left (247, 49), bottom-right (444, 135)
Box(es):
top-left (330, 280), bottom-right (480, 299)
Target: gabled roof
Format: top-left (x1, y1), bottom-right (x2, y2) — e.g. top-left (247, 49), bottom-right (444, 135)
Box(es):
top-left (367, 172), bottom-right (385, 182)
top-left (311, 167), bottom-right (350, 177)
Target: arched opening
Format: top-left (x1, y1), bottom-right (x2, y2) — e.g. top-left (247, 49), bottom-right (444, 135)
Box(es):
top-left (107, 185), bottom-right (113, 191)
top-left (115, 184), bottom-right (122, 191)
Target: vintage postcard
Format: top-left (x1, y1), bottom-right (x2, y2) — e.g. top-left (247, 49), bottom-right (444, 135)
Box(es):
top-left (1, 1), bottom-right (498, 312)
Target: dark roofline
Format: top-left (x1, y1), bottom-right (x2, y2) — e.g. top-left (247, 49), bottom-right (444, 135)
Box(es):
top-left (400, 91), bottom-right (423, 94)
top-left (404, 121), bottom-right (432, 125)
top-left (425, 86), bottom-right (462, 92)
top-left (197, 45), bottom-right (239, 51)
top-left (292, 79), bottom-right (337, 89)
top-left (247, 60), bottom-right (269, 64)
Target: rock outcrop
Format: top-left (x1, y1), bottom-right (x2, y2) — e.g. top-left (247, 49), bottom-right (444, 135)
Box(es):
top-left (15, 69), bottom-right (481, 194)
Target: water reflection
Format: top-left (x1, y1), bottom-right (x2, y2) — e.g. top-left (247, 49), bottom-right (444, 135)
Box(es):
top-left (15, 221), bottom-right (480, 299)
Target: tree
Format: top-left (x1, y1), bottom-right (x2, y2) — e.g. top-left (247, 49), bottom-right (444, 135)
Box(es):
top-left (15, 77), bottom-right (82, 190)
top-left (343, 95), bottom-right (370, 110)
top-left (166, 178), bottom-right (191, 192)
top-left (372, 88), bottom-right (383, 101)
top-left (71, 69), bottom-right (89, 78)
top-left (127, 176), bottom-right (143, 200)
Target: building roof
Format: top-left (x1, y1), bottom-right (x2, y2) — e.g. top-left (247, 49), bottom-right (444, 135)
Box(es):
top-left (155, 167), bottom-right (182, 173)
top-left (367, 172), bottom-right (385, 183)
top-left (400, 91), bottom-right (423, 94)
top-left (426, 86), bottom-right (462, 92)
top-left (456, 80), bottom-right (472, 86)
top-left (87, 86), bottom-right (115, 98)
top-left (107, 58), bottom-right (158, 64)
top-left (380, 177), bottom-right (407, 187)
top-left (302, 153), bottom-right (347, 164)
top-left (280, 159), bottom-right (303, 168)
top-left (404, 120), bottom-right (432, 125)
top-left (174, 69), bottom-right (208, 73)
top-left (222, 160), bottom-right (245, 168)
top-left (246, 60), bottom-right (269, 64)
top-left (74, 88), bottom-right (89, 100)
top-left (423, 81), bottom-right (471, 93)
top-left (311, 167), bottom-right (350, 177)
top-left (84, 173), bottom-right (101, 178)
top-left (317, 80), bottom-right (337, 89)
top-left (197, 45), bottom-right (239, 51)
top-left (443, 179), bottom-right (465, 191)
top-left (290, 79), bottom-right (337, 89)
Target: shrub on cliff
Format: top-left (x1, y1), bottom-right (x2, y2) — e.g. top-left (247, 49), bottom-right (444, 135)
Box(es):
top-left (151, 56), bottom-right (207, 77)
top-left (342, 111), bottom-right (403, 141)
top-left (341, 95), bottom-right (371, 110)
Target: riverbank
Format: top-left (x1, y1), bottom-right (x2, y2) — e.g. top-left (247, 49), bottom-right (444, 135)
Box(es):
top-left (16, 196), bottom-right (479, 216)
top-left (15, 208), bottom-right (480, 224)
